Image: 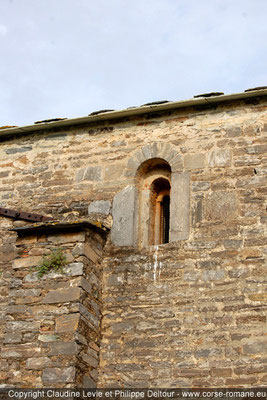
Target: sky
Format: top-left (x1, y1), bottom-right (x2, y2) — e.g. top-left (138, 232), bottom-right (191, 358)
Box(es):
top-left (0, 0), bottom-right (266, 127)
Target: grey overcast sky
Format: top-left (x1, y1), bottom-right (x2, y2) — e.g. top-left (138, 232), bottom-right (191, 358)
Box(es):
top-left (0, 0), bottom-right (266, 127)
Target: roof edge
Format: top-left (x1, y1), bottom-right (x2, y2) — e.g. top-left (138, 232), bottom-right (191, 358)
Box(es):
top-left (1, 89), bottom-right (267, 138)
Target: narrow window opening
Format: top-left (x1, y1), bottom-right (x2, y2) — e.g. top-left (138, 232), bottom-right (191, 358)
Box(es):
top-left (150, 177), bottom-right (171, 245)
top-left (161, 195), bottom-right (170, 244)
top-left (136, 158), bottom-right (171, 248)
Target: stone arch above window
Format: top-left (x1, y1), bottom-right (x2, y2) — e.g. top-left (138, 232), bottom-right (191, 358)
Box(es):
top-left (124, 143), bottom-right (183, 178)
top-left (136, 158), bottom-right (172, 247)
top-left (111, 144), bottom-right (190, 247)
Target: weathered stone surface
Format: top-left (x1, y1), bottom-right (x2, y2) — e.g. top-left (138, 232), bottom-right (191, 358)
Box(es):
top-left (6, 321), bottom-right (40, 332)
top-left (243, 341), bottom-right (267, 354)
top-left (111, 185), bottom-right (136, 246)
top-left (205, 191), bottom-right (238, 221)
top-left (248, 293), bottom-right (267, 301)
top-left (26, 357), bottom-right (50, 370)
top-left (1, 345), bottom-right (41, 358)
top-left (48, 341), bottom-right (78, 356)
top-left (202, 269), bottom-right (225, 281)
top-left (84, 242), bottom-right (99, 263)
top-left (71, 243), bottom-right (84, 256)
top-left (56, 314), bottom-right (80, 333)
top-left (0, 360), bottom-right (8, 371)
top-left (192, 182), bottom-right (210, 192)
top-left (208, 149), bottom-right (231, 167)
top-left (184, 153), bottom-right (205, 170)
top-left (5, 146), bottom-right (32, 154)
top-left (83, 166), bottom-right (102, 181)
top-left (65, 262), bottom-right (84, 276)
top-left (1, 93), bottom-right (267, 389)
top-left (38, 334), bottom-right (60, 342)
top-left (42, 367), bottom-right (76, 383)
top-left (88, 200), bottom-right (111, 216)
top-left (48, 232), bottom-right (85, 243)
top-left (83, 375), bottom-right (96, 388)
top-left (13, 256), bottom-right (41, 269)
top-left (170, 172), bottom-right (190, 241)
top-left (82, 353), bottom-right (98, 368)
top-left (3, 333), bottom-right (22, 344)
top-left (78, 277), bottom-right (92, 294)
top-left (104, 164), bottom-right (125, 180)
top-left (225, 127), bottom-right (242, 137)
top-left (78, 304), bottom-right (99, 328)
top-left (43, 287), bottom-right (81, 304)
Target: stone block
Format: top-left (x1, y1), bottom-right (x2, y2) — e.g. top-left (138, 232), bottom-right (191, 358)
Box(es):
top-left (3, 333), bottom-right (22, 344)
top-left (38, 334), bottom-right (60, 342)
top-left (7, 305), bottom-right (28, 314)
top-left (205, 191), bottom-right (238, 221)
top-left (84, 242), bottom-right (100, 264)
top-left (82, 353), bottom-right (98, 368)
top-left (208, 149), bottom-right (231, 167)
top-left (107, 274), bottom-right (124, 286)
top-left (65, 262), bottom-right (84, 276)
top-left (202, 269), bottom-right (225, 281)
top-left (243, 341), bottom-right (267, 355)
top-left (88, 200), bottom-right (111, 215)
top-left (248, 293), bottom-right (267, 301)
top-left (56, 313), bottom-right (80, 333)
top-left (5, 146), bottom-right (32, 154)
top-left (83, 166), bottom-right (102, 181)
top-left (24, 272), bottom-right (39, 282)
top-left (104, 165), bottom-right (125, 181)
top-left (111, 185), bottom-right (136, 246)
top-left (78, 304), bottom-right (99, 328)
top-left (225, 127), bottom-right (242, 137)
top-left (1, 345), bottom-right (41, 358)
top-left (210, 368), bottom-right (232, 377)
top-left (192, 182), bottom-right (210, 191)
top-left (246, 144), bottom-right (267, 154)
top-left (43, 287), bottom-right (81, 304)
top-left (72, 243), bottom-right (84, 256)
top-left (192, 199), bottom-right (202, 225)
top-left (170, 172), bottom-right (190, 241)
top-left (6, 321), bottom-right (40, 332)
top-left (83, 375), bottom-right (96, 388)
top-left (78, 277), bottom-right (92, 294)
top-left (13, 256), bottom-right (42, 269)
top-left (48, 341), bottom-right (78, 356)
top-left (75, 168), bottom-right (85, 182)
top-left (0, 360), bottom-right (8, 371)
top-left (16, 236), bottom-right (37, 245)
top-left (42, 367), bottom-right (76, 384)
top-left (184, 153), bottom-right (205, 170)
top-left (48, 232), bottom-right (85, 244)
top-left (26, 357), bottom-right (50, 370)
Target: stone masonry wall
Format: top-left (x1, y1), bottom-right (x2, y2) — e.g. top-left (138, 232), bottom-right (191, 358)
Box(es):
top-left (99, 243), bottom-right (267, 387)
top-left (0, 95), bottom-right (266, 387)
top-left (0, 224), bottom-right (107, 388)
top-left (0, 99), bottom-right (265, 222)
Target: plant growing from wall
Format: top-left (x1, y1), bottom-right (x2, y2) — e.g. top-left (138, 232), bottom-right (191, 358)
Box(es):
top-left (36, 248), bottom-right (67, 277)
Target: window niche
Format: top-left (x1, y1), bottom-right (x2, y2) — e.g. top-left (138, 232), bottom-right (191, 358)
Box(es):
top-left (136, 158), bottom-right (171, 247)
top-left (111, 143), bottom-right (189, 247)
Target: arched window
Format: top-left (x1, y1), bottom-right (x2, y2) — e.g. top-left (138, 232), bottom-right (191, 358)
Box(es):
top-left (111, 143), bottom-right (190, 247)
top-left (150, 177), bottom-right (170, 245)
top-left (136, 158), bottom-right (171, 247)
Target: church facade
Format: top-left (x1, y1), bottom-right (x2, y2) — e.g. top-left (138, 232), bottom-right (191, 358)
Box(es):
top-left (0, 88), bottom-right (266, 387)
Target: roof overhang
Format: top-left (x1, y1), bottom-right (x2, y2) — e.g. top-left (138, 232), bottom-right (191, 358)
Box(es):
top-left (1, 88), bottom-right (267, 140)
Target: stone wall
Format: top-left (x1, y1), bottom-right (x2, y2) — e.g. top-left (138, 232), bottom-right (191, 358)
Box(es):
top-left (99, 243), bottom-right (267, 387)
top-left (0, 222), bottom-right (107, 387)
top-left (0, 94), bottom-right (266, 387)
